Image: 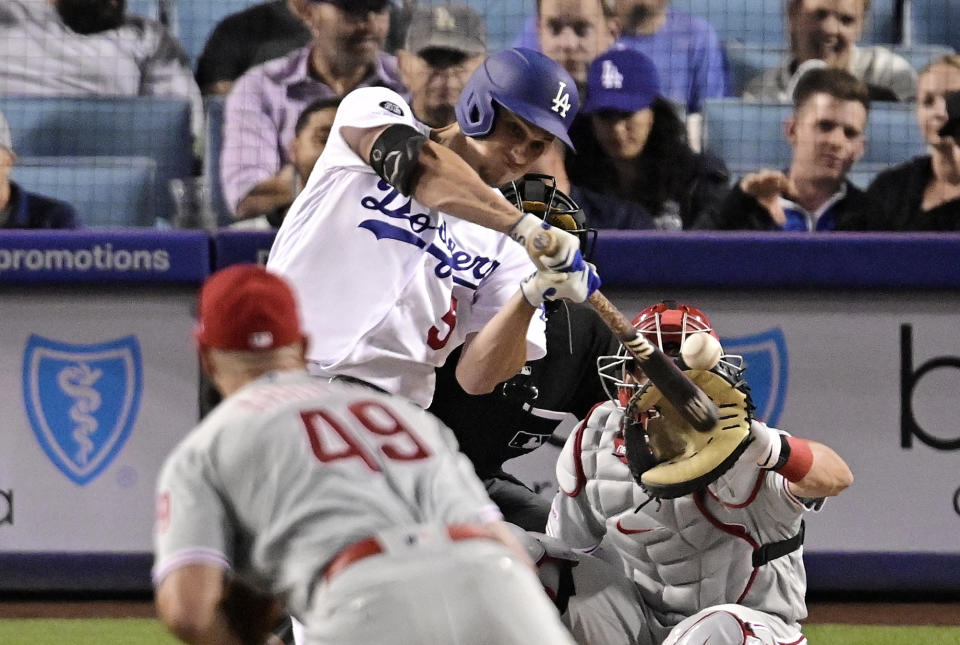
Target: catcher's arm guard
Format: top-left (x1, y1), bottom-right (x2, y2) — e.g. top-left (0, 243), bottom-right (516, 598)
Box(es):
top-left (625, 364), bottom-right (754, 499)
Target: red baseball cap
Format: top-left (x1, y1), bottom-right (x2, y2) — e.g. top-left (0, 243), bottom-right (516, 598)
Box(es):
top-left (195, 264), bottom-right (304, 351)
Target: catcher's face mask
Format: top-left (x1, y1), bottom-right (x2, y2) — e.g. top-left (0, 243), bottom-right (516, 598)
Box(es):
top-left (500, 173), bottom-right (598, 261)
top-left (598, 300), bottom-right (716, 408)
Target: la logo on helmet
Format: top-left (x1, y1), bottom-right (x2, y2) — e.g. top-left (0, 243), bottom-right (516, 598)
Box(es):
top-left (551, 81), bottom-right (572, 118)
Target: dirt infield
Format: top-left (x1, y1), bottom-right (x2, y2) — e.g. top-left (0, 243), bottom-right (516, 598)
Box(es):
top-left (2, 598), bottom-right (959, 626)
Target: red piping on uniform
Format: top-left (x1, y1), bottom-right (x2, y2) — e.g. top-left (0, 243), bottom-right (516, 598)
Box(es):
top-left (669, 610), bottom-right (751, 644)
top-left (704, 471), bottom-right (766, 509)
top-left (782, 476), bottom-right (804, 507)
top-left (616, 517), bottom-right (654, 535)
top-left (694, 491), bottom-right (760, 602)
top-left (564, 401), bottom-right (605, 497)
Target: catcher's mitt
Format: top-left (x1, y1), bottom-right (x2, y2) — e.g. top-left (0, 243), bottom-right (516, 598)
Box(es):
top-left (623, 359), bottom-right (754, 499)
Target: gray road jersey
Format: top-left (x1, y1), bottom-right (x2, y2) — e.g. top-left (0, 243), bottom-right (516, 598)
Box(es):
top-left (153, 370), bottom-right (501, 617)
top-left (548, 402), bottom-right (811, 632)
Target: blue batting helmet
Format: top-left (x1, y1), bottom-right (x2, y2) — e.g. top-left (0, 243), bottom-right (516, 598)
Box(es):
top-left (455, 48), bottom-right (579, 150)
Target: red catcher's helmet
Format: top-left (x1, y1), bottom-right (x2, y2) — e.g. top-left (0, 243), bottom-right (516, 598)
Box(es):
top-left (632, 300), bottom-right (717, 357)
top-left (598, 300), bottom-right (718, 407)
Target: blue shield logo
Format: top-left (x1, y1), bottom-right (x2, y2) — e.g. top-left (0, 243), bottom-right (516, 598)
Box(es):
top-left (721, 328), bottom-right (788, 426)
top-left (22, 335), bottom-right (143, 486)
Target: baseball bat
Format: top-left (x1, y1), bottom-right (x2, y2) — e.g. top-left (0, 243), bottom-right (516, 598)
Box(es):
top-left (529, 229), bottom-right (719, 432)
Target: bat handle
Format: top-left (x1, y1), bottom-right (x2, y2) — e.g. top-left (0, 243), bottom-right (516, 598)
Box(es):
top-left (527, 229), bottom-right (558, 270)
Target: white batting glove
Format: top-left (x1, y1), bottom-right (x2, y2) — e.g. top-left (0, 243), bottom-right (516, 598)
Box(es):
top-left (508, 212), bottom-right (584, 272)
top-left (520, 263), bottom-right (601, 306)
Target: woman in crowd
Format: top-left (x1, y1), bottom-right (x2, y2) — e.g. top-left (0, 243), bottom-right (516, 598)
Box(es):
top-left (566, 48), bottom-right (729, 230)
top-left (861, 55), bottom-right (960, 230)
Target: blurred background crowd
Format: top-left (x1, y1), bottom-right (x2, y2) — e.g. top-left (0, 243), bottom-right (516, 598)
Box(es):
top-left (1, 0), bottom-right (959, 234)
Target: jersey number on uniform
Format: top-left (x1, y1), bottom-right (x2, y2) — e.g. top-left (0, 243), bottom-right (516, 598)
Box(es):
top-left (300, 401), bottom-right (431, 471)
top-left (427, 296), bottom-right (458, 350)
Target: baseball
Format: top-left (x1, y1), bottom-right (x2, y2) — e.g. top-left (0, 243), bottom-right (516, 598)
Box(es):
top-left (680, 332), bottom-right (722, 370)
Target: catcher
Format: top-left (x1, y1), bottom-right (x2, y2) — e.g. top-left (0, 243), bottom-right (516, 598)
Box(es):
top-left (546, 301), bottom-right (853, 645)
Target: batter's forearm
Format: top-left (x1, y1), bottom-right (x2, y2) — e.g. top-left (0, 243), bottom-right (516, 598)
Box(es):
top-left (455, 292), bottom-right (537, 395)
top-left (413, 141), bottom-right (523, 233)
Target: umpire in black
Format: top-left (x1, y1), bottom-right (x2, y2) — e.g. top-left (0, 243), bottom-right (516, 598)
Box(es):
top-left (428, 174), bottom-right (618, 531)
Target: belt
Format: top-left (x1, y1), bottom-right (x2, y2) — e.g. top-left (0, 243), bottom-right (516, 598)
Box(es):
top-left (323, 524), bottom-right (495, 581)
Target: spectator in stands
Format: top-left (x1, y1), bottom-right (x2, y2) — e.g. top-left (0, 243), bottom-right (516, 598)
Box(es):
top-left (290, 97), bottom-right (339, 189)
top-left (397, 4), bottom-right (486, 128)
top-left (221, 0), bottom-right (405, 221)
top-left (529, 0), bottom-right (662, 227)
top-left (613, 0), bottom-right (728, 114)
top-left (536, 0), bottom-right (618, 88)
top-left (860, 56), bottom-right (960, 230)
top-left (528, 139), bottom-right (658, 229)
top-left (0, 0), bottom-right (203, 138)
top-left (567, 48), bottom-right (729, 229)
top-left (196, 0), bottom-right (411, 96)
top-left (743, 0), bottom-right (916, 102)
top-left (703, 68), bottom-right (871, 231)
top-left (196, 1), bottom-right (311, 96)
top-left (232, 96), bottom-right (341, 231)
top-left (0, 110), bottom-right (80, 229)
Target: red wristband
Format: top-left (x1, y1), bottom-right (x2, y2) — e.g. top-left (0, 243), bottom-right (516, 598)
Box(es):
top-left (778, 437), bottom-right (813, 482)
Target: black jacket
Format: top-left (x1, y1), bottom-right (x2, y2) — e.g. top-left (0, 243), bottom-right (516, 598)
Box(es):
top-left (2, 182), bottom-right (80, 229)
top-left (566, 106), bottom-right (730, 230)
top-left (701, 177), bottom-right (871, 231)
top-left (860, 156), bottom-right (960, 231)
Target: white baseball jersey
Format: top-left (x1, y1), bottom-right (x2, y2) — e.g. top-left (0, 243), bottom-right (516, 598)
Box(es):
top-left (152, 370), bottom-right (504, 620)
top-left (547, 401), bottom-right (815, 644)
top-left (267, 87), bottom-right (546, 407)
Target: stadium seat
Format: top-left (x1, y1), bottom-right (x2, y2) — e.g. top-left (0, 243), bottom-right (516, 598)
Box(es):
top-left (906, 0), bottom-right (960, 51)
top-left (864, 0), bottom-right (902, 44)
top-left (203, 96), bottom-right (233, 226)
top-left (702, 100), bottom-right (792, 168)
top-left (702, 98), bottom-right (926, 171)
top-left (673, 0), bottom-right (899, 44)
top-left (864, 102), bottom-right (928, 165)
top-left (891, 43), bottom-right (956, 72)
top-left (0, 96), bottom-right (193, 223)
top-left (723, 44), bottom-right (786, 96)
top-left (672, 0), bottom-right (786, 44)
top-left (12, 157), bottom-right (158, 228)
top-left (126, 0), bottom-right (158, 20)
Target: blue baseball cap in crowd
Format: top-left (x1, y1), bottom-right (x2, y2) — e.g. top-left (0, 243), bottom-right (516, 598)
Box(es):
top-left (583, 48), bottom-right (661, 115)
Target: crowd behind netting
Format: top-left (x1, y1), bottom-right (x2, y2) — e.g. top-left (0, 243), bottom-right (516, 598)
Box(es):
top-left (1, 0), bottom-right (959, 232)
